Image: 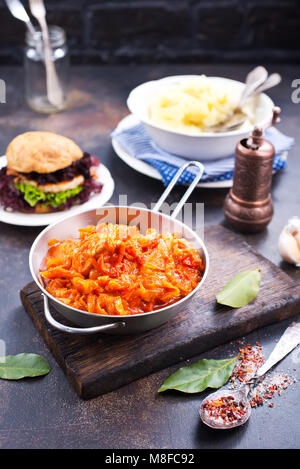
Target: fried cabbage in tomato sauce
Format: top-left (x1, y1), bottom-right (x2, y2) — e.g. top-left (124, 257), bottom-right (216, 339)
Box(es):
top-left (40, 223), bottom-right (204, 316)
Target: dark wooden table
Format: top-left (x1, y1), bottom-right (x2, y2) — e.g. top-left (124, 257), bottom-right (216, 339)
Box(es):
top-left (0, 64), bottom-right (299, 449)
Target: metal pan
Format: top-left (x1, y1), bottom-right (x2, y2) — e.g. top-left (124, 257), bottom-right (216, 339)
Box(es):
top-left (29, 161), bottom-right (209, 335)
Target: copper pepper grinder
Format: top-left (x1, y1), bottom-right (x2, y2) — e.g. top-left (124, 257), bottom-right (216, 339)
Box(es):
top-left (223, 108), bottom-right (281, 233)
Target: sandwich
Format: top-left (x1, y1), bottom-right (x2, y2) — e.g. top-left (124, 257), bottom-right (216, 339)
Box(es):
top-left (0, 131), bottom-right (102, 213)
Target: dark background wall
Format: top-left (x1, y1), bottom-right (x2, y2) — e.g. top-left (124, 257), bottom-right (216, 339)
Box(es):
top-left (0, 0), bottom-right (299, 65)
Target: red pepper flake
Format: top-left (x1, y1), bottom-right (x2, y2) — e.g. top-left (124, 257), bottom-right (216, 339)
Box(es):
top-left (249, 393), bottom-right (264, 408)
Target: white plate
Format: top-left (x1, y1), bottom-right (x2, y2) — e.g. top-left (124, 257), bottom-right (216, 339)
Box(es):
top-left (112, 114), bottom-right (287, 189)
top-left (0, 156), bottom-right (115, 226)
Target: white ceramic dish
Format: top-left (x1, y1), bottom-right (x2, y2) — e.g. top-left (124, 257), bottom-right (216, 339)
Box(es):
top-left (0, 156), bottom-right (115, 226)
top-left (127, 75), bottom-right (275, 160)
top-left (112, 114), bottom-right (288, 189)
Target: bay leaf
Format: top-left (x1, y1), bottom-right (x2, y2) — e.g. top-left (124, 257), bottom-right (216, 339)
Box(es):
top-left (0, 353), bottom-right (50, 380)
top-left (216, 268), bottom-right (261, 308)
top-left (158, 356), bottom-right (238, 393)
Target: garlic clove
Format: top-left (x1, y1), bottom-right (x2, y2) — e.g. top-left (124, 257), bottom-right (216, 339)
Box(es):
top-left (278, 218), bottom-right (300, 266)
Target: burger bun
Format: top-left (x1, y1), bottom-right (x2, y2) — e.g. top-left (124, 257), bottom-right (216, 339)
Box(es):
top-left (6, 131), bottom-right (83, 174)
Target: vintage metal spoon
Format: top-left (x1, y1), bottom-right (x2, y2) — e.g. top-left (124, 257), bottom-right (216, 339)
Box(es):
top-left (210, 69), bottom-right (282, 133)
top-left (5, 0), bottom-right (36, 36)
top-left (200, 321), bottom-right (300, 430)
top-left (29, 0), bottom-right (64, 109)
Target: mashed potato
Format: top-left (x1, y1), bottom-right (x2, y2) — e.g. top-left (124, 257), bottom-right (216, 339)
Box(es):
top-left (149, 76), bottom-right (240, 134)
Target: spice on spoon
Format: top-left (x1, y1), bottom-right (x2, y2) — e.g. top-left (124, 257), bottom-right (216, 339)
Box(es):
top-left (203, 395), bottom-right (247, 424)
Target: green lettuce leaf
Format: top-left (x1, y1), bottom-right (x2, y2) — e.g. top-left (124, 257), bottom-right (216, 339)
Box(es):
top-left (14, 182), bottom-right (83, 208)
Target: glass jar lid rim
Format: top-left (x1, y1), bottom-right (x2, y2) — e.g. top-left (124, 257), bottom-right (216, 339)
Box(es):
top-left (26, 25), bottom-right (66, 47)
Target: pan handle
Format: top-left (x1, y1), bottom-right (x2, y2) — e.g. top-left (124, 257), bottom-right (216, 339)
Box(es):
top-left (43, 294), bottom-right (126, 335)
top-left (152, 161), bottom-right (204, 219)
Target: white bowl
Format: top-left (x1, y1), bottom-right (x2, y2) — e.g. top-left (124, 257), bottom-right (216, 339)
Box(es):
top-left (127, 75), bottom-right (275, 161)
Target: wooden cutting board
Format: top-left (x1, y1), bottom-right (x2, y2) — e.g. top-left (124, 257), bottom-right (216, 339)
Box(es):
top-left (20, 225), bottom-right (300, 399)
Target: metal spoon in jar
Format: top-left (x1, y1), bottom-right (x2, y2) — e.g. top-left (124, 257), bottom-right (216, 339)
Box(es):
top-left (29, 0), bottom-right (64, 109)
top-left (199, 321), bottom-right (300, 430)
top-left (209, 68), bottom-right (282, 133)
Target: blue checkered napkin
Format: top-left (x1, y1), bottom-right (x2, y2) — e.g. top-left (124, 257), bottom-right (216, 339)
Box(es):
top-left (111, 120), bottom-right (294, 186)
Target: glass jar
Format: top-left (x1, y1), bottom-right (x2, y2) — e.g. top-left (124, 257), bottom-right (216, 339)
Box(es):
top-left (25, 26), bottom-right (69, 114)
